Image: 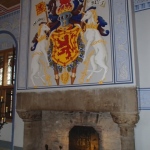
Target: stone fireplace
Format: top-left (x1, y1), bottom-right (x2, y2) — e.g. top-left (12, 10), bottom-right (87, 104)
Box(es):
top-left (69, 126), bottom-right (100, 150)
top-left (16, 87), bottom-right (139, 150)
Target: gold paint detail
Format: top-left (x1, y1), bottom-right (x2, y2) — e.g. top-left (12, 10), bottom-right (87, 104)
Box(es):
top-left (38, 35), bottom-right (46, 42)
top-left (32, 52), bottom-right (43, 58)
top-left (78, 50), bottom-right (95, 84)
top-left (60, 68), bottom-right (70, 85)
top-left (91, 39), bottom-right (106, 46)
top-left (86, 77), bottom-right (92, 83)
top-left (99, 80), bottom-right (103, 84)
top-left (56, 3), bottom-right (74, 15)
top-left (99, 78), bottom-right (106, 84)
top-left (86, 23), bottom-right (98, 29)
top-left (39, 59), bottom-right (52, 86)
top-left (85, 9), bottom-right (98, 30)
top-left (35, 2), bottom-right (46, 16)
top-left (80, 31), bottom-right (87, 44)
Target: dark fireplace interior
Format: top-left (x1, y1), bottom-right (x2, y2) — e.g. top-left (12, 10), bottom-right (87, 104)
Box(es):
top-left (69, 126), bottom-right (99, 150)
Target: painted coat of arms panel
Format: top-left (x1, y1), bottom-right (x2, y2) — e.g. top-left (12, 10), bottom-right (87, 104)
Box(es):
top-left (28, 0), bottom-right (113, 88)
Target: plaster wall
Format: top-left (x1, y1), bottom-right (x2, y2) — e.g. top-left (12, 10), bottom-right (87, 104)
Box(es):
top-left (134, 8), bottom-right (150, 150)
top-left (0, 124), bottom-right (12, 142)
top-left (135, 111), bottom-right (150, 150)
top-left (135, 9), bottom-right (150, 88)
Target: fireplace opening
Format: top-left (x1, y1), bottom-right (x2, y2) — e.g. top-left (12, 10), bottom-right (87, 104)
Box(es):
top-left (69, 126), bottom-right (99, 150)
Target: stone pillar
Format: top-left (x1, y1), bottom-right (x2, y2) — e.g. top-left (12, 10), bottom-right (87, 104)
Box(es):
top-left (111, 112), bottom-right (139, 150)
top-left (119, 124), bottom-right (135, 150)
top-left (17, 110), bottom-right (42, 150)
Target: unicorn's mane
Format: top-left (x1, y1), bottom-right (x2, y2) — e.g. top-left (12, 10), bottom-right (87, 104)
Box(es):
top-left (38, 24), bottom-right (43, 37)
top-left (90, 9), bottom-right (98, 24)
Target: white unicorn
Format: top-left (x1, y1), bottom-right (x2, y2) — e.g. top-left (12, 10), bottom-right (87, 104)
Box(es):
top-left (81, 8), bottom-right (108, 83)
top-left (30, 23), bottom-right (50, 87)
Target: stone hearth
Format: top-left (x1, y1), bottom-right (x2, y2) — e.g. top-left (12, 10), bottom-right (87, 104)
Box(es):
top-left (16, 87), bottom-right (139, 150)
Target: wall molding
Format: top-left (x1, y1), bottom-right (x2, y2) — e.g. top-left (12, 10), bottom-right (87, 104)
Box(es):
top-left (137, 88), bottom-right (150, 110)
top-left (0, 4), bottom-right (20, 16)
top-left (134, 0), bottom-right (150, 12)
top-left (0, 140), bottom-right (23, 150)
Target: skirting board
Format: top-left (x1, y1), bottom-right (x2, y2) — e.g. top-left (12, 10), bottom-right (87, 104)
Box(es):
top-left (0, 140), bottom-right (22, 150)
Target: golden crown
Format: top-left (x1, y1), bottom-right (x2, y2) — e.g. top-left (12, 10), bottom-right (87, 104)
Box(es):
top-left (56, 3), bottom-right (73, 15)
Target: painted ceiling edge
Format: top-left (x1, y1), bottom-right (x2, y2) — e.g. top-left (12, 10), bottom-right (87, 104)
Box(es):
top-left (0, 3), bottom-right (20, 16)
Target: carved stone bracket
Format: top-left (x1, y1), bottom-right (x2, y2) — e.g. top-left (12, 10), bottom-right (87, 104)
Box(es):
top-left (110, 112), bottom-right (139, 126)
top-left (110, 112), bottom-right (139, 150)
top-left (17, 110), bottom-right (42, 122)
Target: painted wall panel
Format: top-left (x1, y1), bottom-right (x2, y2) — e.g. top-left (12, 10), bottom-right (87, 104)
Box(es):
top-left (18, 0), bottom-right (135, 90)
top-left (137, 88), bottom-right (150, 110)
top-left (134, 7), bottom-right (150, 150)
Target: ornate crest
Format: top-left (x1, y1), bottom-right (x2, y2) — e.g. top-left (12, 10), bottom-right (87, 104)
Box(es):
top-left (50, 24), bottom-right (81, 67)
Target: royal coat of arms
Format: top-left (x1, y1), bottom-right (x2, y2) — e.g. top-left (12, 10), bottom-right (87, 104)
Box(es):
top-left (30, 0), bottom-right (110, 87)
top-left (50, 24), bottom-right (81, 67)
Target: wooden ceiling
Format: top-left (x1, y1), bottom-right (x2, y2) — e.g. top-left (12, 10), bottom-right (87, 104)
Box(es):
top-left (0, 0), bottom-right (20, 8)
top-left (0, 0), bottom-right (20, 16)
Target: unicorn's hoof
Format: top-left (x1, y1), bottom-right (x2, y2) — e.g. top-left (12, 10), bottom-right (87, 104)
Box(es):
top-left (86, 78), bottom-right (90, 82)
top-left (86, 76), bottom-right (92, 82)
top-left (99, 80), bottom-right (103, 84)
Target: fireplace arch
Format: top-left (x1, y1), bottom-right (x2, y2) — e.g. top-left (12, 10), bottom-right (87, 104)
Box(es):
top-left (69, 126), bottom-right (100, 150)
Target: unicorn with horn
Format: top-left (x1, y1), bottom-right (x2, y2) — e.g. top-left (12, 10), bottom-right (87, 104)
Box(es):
top-left (81, 6), bottom-right (109, 84)
top-left (30, 22), bottom-right (50, 87)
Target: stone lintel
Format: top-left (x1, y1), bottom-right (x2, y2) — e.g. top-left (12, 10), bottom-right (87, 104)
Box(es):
top-left (17, 87), bottom-right (138, 114)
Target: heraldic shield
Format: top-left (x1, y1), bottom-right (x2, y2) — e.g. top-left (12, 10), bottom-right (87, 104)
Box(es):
top-left (50, 25), bottom-right (81, 67)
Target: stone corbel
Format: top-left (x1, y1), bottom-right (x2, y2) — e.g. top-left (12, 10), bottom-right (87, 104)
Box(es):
top-left (110, 112), bottom-right (139, 150)
top-left (110, 112), bottom-right (139, 126)
top-left (17, 110), bottom-right (42, 150)
top-left (17, 110), bottom-right (42, 122)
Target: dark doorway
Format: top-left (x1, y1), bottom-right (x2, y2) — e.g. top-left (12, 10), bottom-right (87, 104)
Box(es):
top-left (69, 126), bottom-right (99, 150)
